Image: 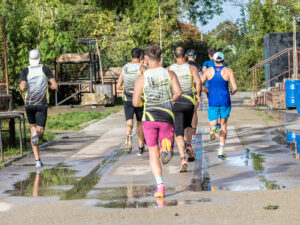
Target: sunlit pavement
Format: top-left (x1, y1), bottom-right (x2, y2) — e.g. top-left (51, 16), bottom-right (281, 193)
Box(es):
top-left (1, 93), bottom-right (300, 225)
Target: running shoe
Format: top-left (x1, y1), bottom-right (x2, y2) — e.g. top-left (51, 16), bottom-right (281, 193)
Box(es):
top-left (154, 184), bottom-right (165, 198)
top-left (35, 160), bottom-right (43, 168)
top-left (31, 133), bottom-right (39, 146)
top-left (218, 150), bottom-right (227, 159)
top-left (210, 123), bottom-right (221, 141)
top-left (161, 138), bottom-right (172, 164)
top-left (137, 146), bottom-right (145, 156)
top-left (185, 144), bottom-right (195, 162)
top-left (179, 157), bottom-right (188, 173)
top-left (124, 135), bottom-right (132, 153)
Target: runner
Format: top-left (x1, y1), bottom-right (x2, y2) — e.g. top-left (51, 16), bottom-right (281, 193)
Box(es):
top-left (139, 49), bottom-right (146, 66)
top-left (202, 52), bottom-right (237, 158)
top-left (132, 45), bottom-right (181, 198)
top-left (19, 49), bottom-right (58, 168)
top-left (169, 47), bottom-right (201, 172)
top-left (202, 47), bottom-right (217, 98)
top-left (187, 49), bottom-right (202, 141)
top-left (116, 48), bottom-right (146, 155)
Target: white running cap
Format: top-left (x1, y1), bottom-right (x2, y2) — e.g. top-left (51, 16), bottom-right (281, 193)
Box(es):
top-left (213, 51), bottom-right (225, 62)
top-left (29, 49), bottom-right (40, 66)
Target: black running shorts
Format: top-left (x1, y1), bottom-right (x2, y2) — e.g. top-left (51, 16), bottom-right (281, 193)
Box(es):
top-left (25, 104), bottom-right (48, 127)
top-left (124, 101), bottom-right (143, 122)
top-left (174, 103), bottom-right (194, 137)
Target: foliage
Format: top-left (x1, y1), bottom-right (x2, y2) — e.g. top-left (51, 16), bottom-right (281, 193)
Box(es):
top-left (206, 0), bottom-right (299, 90)
top-left (0, 0), bottom-right (223, 86)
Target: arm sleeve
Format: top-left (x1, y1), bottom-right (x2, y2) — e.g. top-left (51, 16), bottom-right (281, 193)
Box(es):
top-left (42, 65), bottom-right (54, 79)
top-left (20, 68), bottom-right (29, 82)
top-left (202, 61), bottom-right (208, 69)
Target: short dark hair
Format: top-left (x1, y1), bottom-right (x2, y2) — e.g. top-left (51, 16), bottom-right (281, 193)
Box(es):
top-left (145, 45), bottom-right (162, 61)
top-left (208, 48), bottom-right (217, 57)
top-left (131, 48), bottom-right (142, 59)
top-left (139, 49), bottom-right (145, 58)
top-left (174, 46), bottom-right (185, 58)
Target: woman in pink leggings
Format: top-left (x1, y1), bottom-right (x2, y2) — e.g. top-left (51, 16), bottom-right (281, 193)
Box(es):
top-left (133, 45), bottom-right (181, 198)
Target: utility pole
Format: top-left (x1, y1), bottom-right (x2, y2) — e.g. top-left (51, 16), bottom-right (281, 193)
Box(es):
top-left (159, 6), bottom-right (163, 64)
top-left (159, 6), bottom-right (162, 50)
top-left (292, 16), bottom-right (298, 79)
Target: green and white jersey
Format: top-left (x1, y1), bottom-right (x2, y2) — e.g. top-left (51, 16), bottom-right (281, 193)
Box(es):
top-left (122, 63), bottom-right (141, 101)
top-left (169, 63), bottom-right (195, 105)
top-left (143, 67), bottom-right (174, 124)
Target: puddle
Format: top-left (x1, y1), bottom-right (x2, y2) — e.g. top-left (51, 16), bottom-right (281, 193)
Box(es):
top-left (5, 164), bottom-right (78, 197)
top-left (226, 149), bottom-right (265, 172)
top-left (272, 129), bottom-right (300, 159)
top-left (96, 198), bottom-right (211, 209)
top-left (255, 109), bottom-right (298, 122)
top-left (226, 149), bottom-right (284, 190)
top-left (90, 185), bottom-right (211, 209)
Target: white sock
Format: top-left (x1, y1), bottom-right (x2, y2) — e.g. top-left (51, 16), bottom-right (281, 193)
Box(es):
top-left (219, 143), bottom-right (225, 153)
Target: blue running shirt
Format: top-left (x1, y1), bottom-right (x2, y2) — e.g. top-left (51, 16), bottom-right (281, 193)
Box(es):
top-left (208, 66), bottom-right (231, 107)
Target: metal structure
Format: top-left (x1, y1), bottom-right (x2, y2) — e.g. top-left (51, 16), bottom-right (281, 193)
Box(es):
top-left (248, 48), bottom-right (300, 104)
top-left (54, 38), bottom-right (100, 106)
top-left (0, 18), bottom-right (9, 96)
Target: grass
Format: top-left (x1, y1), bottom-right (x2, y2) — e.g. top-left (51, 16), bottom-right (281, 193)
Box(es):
top-left (254, 110), bottom-right (276, 122)
top-left (264, 205), bottom-right (279, 210)
top-left (0, 105), bottom-right (122, 162)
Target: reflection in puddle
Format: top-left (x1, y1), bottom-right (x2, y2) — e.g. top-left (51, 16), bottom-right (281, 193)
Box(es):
top-left (227, 149), bottom-right (283, 190)
top-left (255, 109), bottom-right (298, 122)
top-left (90, 186), bottom-right (211, 209)
top-left (96, 198), bottom-right (211, 209)
top-left (5, 164), bottom-right (78, 197)
top-left (226, 149), bottom-right (265, 172)
top-left (272, 129), bottom-right (300, 160)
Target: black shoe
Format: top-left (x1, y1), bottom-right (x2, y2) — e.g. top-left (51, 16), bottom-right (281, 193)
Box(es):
top-left (137, 146), bottom-right (145, 156)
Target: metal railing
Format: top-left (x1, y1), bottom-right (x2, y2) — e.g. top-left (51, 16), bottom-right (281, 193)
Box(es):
top-left (248, 48), bottom-right (299, 103)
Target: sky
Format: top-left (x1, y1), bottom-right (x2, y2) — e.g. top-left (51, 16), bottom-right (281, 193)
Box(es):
top-left (199, 2), bottom-right (245, 34)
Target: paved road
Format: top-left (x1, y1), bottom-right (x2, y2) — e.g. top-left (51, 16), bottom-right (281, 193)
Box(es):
top-left (1, 93), bottom-right (300, 225)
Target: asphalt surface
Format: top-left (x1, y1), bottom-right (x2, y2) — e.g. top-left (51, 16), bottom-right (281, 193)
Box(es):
top-left (1, 93), bottom-right (300, 225)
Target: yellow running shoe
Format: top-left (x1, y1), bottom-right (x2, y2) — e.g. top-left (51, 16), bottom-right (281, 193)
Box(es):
top-left (161, 138), bottom-right (172, 164)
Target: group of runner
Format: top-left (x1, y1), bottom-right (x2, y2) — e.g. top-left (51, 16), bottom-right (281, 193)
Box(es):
top-left (19, 46), bottom-right (237, 199)
top-left (118, 45), bottom-right (237, 198)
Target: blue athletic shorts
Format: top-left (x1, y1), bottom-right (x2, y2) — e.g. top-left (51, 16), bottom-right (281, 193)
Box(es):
top-left (207, 106), bottom-right (231, 122)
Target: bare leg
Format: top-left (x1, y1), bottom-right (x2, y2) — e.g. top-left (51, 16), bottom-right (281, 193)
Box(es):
top-left (125, 119), bottom-right (133, 136)
top-left (220, 118), bottom-right (228, 144)
top-left (185, 127), bottom-right (192, 143)
top-left (149, 145), bottom-right (162, 179)
top-left (36, 126), bottom-right (45, 140)
top-left (29, 124), bottom-right (39, 161)
top-left (209, 120), bottom-right (218, 131)
top-left (175, 135), bottom-right (185, 158)
top-left (136, 121), bottom-right (144, 148)
top-left (191, 102), bottom-right (199, 129)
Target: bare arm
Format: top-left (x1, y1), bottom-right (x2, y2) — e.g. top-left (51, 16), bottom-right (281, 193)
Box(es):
top-left (202, 70), bottom-right (208, 83)
top-left (20, 81), bottom-right (27, 91)
top-left (49, 78), bottom-right (58, 90)
top-left (140, 65), bottom-right (147, 74)
top-left (116, 69), bottom-right (123, 90)
top-left (132, 75), bottom-right (144, 107)
top-left (190, 65), bottom-right (201, 102)
top-left (228, 69), bottom-right (238, 95)
top-left (168, 71), bottom-right (182, 102)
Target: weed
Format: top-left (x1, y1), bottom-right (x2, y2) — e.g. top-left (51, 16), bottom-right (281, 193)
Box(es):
top-left (264, 205), bottom-right (279, 210)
